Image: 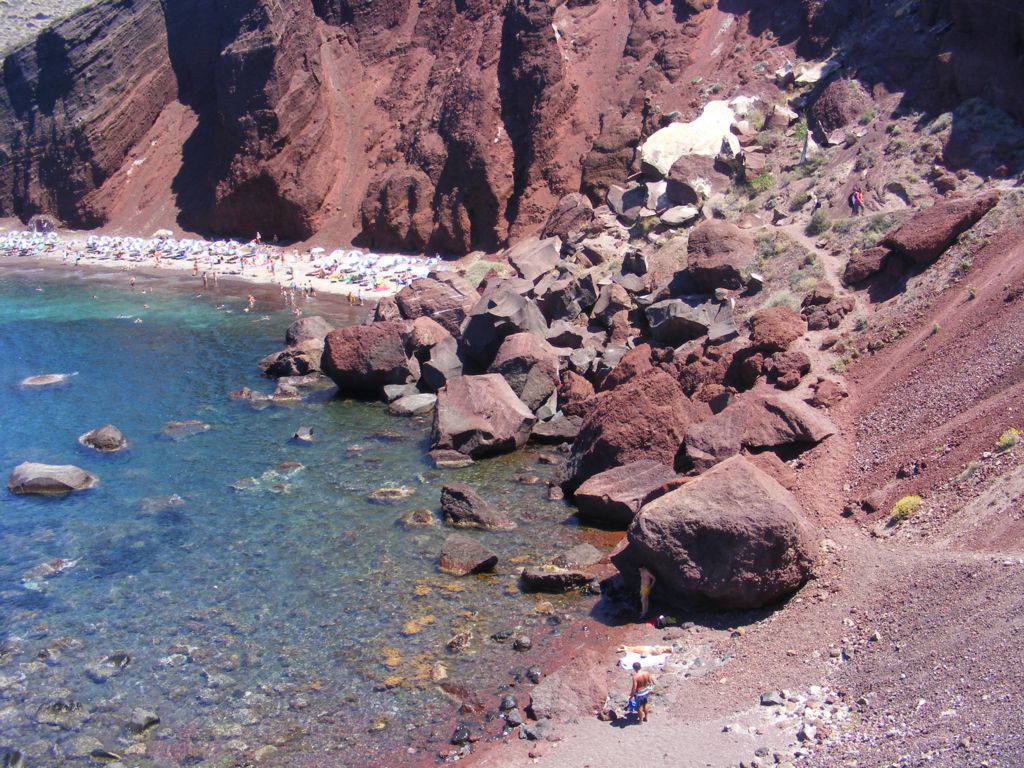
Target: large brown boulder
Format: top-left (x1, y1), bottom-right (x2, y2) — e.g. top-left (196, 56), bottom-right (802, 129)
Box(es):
top-left (612, 455), bottom-right (816, 610)
top-left (564, 368), bottom-right (709, 491)
top-left (285, 315), bottom-right (334, 346)
top-left (880, 191), bottom-right (999, 264)
top-left (843, 246), bottom-right (891, 285)
top-left (321, 321), bottom-right (419, 396)
top-left (420, 336), bottom-right (463, 392)
top-left (809, 78), bottom-right (870, 136)
top-left (665, 155), bottom-right (730, 207)
top-left (395, 277), bottom-right (478, 337)
top-left (558, 370), bottom-right (596, 418)
top-left (542, 193), bottom-right (595, 239)
top-left (685, 220), bottom-right (754, 292)
top-left (573, 460), bottom-right (680, 527)
top-left (487, 332), bottom-right (560, 412)
top-left (748, 307), bottom-right (806, 352)
top-left (431, 374), bottom-right (536, 458)
top-left (684, 390), bottom-right (836, 472)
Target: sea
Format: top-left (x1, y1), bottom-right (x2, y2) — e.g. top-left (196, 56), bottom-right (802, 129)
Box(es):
top-left (0, 263), bottom-right (601, 767)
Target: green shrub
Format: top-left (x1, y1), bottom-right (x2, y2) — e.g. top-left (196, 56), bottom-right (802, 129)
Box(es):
top-left (890, 495), bottom-right (922, 524)
top-left (995, 428), bottom-right (1021, 453)
top-left (793, 119), bottom-right (808, 141)
top-left (806, 209), bottom-right (832, 236)
top-left (749, 170), bottom-right (774, 194)
top-left (789, 191), bottom-right (811, 211)
top-left (763, 290), bottom-right (799, 311)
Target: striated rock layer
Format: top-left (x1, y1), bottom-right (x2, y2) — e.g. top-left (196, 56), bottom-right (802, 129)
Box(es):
top-left (0, 0), bottom-right (1020, 251)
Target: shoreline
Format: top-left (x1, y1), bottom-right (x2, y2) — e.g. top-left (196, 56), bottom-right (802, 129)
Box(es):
top-left (0, 226), bottom-right (448, 301)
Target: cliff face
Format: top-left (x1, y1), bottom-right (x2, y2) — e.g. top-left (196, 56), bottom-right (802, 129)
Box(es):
top-left (0, 0), bottom-right (1020, 252)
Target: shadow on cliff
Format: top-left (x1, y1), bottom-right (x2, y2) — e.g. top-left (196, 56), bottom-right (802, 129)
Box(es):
top-left (162, 0), bottom-right (228, 237)
top-left (719, 0), bottom-right (1024, 176)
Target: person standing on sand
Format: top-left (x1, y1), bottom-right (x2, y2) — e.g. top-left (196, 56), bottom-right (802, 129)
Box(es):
top-left (639, 567), bottom-right (655, 618)
top-left (627, 662), bottom-right (654, 724)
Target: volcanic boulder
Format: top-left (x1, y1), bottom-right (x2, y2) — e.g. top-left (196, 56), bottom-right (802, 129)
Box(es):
top-left (460, 289), bottom-right (548, 370)
top-left (431, 374), bottom-right (536, 458)
top-left (685, 219), bottom-right (754, 292)
top-left (843, 246), bottom-right (891, 285)
top-left (542, 193), bottom-right (594, 239)
top-left (520, 567), bottom-right (595, 593)
top-left (666, 155), bottom-right (729, 206)
top-left (285, 316), bottom-right (334, 347)
top-left (809, 78), bottom-right (870, 136)
top-left (880, 191), bottom-right (1000, 265)
top-left (321, 322), bottom-right (419, 396)
top-left (8, 462), bottom-right (98, 495)
top-left (646, 297), bottom-right (737, 346)
top-left (420, 336), bottom-right (464, 392)
top-left (487, 333), bottom-right (561, 412)
top-left (507, 236), bottom-right (562, 285)
top-left (439, 534), bottom-right (498, 576)
top-left (557, 371), bottom-right (595, 418)
top-left (395, 277), bottom-right (479, 337)
top-left (748, 307), bottom-right (806, 353)
top-left (564, 368), bottom-right (708, 491)
top-left (573, 461), bottom-right (680, 527)
top-left (684, 391), bottom-right (836, 472)
top-left (612, 455), bottom-right (816, 610)
top-left (441, 483), bottom-right (517, 531)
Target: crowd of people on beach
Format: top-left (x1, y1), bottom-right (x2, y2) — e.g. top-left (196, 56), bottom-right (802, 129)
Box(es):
top-left (0, 229), bottom-right (442, 299)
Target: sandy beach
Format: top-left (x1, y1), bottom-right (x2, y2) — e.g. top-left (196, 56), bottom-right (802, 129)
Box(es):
top-left (0, 225), bottom-right (445, 301)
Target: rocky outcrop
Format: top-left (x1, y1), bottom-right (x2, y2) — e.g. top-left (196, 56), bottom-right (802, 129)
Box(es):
top-left (321, 321), bottom-right (419, 396)
top-left (0, 0), bottom-right (1019, 250)
top-left (431, 374), bottom-right (536, 458)
top-left (809, 78), bottom-right (870, 137)
top-left (572, 461), bottom-right (680, 527)
top-left (612, 455), bottom-right (816, 610)
top-left (8, 462), bottom-right (98, 495)
top-left (564, 368), bottom-right (708, 491)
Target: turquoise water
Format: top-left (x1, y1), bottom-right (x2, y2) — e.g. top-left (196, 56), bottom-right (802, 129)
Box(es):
top-left (0, 266), bottom-right (594, 766)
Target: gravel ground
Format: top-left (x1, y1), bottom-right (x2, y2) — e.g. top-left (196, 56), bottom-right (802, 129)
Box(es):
top-left (0, 0), bottom-right (95, 55)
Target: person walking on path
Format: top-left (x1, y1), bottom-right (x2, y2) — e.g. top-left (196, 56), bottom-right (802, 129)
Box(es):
top-left (849, 186), bottom-right (865, 216)
top-left (626, 662), bottom-right (655, 724)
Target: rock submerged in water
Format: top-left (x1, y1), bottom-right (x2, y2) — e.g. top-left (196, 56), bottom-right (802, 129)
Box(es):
top-left (290, 426), bottom-right (314, 443)
top-left (441, 484), bottom-right (517, 531)
top-left (77, 425), bottom-right (128, 453)
top-left (161, 420), bottom-right (210, 440)
top-left (20, 372), bottom-right (74, 388)
top-left (438, 534), bottom-right (498, 576)
top-left (84, 651), bottom-right (131, 683)
top-left (7, 462), bottom-right (98, 496)
top-left (520, 566), bottom-right (594, 593)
